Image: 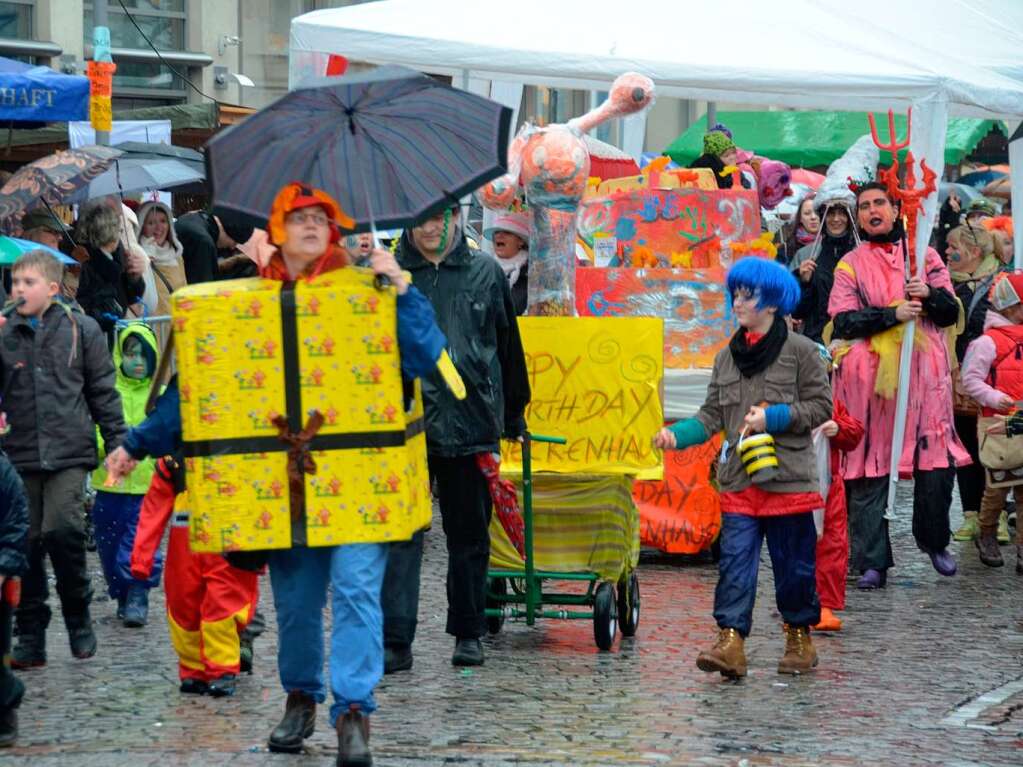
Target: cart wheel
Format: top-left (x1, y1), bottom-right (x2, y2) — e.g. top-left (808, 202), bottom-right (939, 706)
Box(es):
top-left (616, 572), bottom-right (640, 637)
top-left (593, 582), bottom-right (618, 651)
top-left (486, 577), bottom-right (507, 635)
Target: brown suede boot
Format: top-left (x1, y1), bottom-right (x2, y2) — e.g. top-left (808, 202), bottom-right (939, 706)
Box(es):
top-left (696, 627), bottom-right (747, 679)
top-left (976, 532), bottom-right (1004, 567)
top-left (336, 704), bottom-right (372, 767)
top-left (778, 625), bottom-right (818, 675)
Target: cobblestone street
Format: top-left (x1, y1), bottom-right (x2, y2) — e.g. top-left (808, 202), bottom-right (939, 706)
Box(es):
top-left (3, 488), bottom-right (1022, 766)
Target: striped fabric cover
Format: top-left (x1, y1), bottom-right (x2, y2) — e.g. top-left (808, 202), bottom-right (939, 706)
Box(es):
top-left (488, 473), bottom-right (639, 582)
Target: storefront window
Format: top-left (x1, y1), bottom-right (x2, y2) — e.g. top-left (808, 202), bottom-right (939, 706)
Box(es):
top-left (0, 1), bottom-right (32, 43)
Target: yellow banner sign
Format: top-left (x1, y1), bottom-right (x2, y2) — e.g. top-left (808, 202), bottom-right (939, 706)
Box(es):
top-left (502, 317), bottom-right (664, 475)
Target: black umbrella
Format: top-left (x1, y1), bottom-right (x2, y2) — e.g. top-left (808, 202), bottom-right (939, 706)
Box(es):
top-left (205, 66), bottom-right (511, 233)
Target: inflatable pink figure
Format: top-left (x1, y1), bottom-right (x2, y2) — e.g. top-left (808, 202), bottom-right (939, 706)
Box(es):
top-left (735, 147), bottom-right (793, 210)
top-left (481, 72), bottom-right (655, 315)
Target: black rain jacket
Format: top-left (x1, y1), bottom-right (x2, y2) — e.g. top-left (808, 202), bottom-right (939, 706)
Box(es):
top-left (397, 233), bottom-right (530, 456)
top-left (0, 454), bottom-right (28, 577)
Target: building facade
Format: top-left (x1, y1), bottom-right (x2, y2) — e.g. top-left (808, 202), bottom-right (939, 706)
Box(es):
top-left (0, 1), bottom-right (372, 110)
top-left (0, 0), bottom-right (723, 154)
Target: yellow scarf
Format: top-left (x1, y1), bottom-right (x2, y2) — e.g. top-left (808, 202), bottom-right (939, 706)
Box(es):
top-left (869, 301), bottom-right (929, 399)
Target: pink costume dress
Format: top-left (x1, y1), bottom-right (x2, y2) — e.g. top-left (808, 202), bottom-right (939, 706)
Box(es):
top-left (828, 241), bottom-right (970, 480)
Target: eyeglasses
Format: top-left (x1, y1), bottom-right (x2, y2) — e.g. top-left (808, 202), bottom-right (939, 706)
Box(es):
top-left (287, 210), bottom-right (330, 226)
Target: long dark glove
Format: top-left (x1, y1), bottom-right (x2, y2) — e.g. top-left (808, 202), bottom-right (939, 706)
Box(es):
top-left (832, 307), bottom-right (900, 340)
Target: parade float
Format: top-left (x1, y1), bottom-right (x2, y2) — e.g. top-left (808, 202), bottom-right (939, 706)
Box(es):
top-left (479, 74), bottom-right (787, 649)
top-left (574, 158), bottom-right (768, 556)
top-left (480, 73), bottom-right (662, 647)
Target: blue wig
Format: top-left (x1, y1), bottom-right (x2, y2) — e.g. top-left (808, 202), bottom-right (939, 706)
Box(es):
top-left (726, 257), bottom-right (800, 316)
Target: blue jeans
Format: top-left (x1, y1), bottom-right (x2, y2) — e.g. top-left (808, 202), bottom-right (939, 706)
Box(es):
top-left (92, 491), bottom-right (162, 600)
top-left (269, 543), bottom-right (387, 725)
top-left (714, 512), bottom-right (820, 637)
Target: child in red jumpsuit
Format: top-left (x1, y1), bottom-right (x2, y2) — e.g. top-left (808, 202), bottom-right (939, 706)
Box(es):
top-left (813, 398), bottom-right (864, 631)
top-left (129, 454), bottom-right (258, 696)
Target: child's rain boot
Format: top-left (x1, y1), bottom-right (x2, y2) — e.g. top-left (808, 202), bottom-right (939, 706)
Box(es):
top-left (813, 607), bottom-right (842, 631)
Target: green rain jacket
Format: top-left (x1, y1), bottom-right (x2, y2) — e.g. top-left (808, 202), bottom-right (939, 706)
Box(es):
top-left (92, 323), bottom-right (161, 495)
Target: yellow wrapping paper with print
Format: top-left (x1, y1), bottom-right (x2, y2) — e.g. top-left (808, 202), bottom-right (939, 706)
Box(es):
top-left (171, 269), bottom-right (431, 552)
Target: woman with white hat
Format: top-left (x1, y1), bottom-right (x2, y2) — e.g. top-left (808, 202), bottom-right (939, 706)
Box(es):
top-left (486, 211), bottom-right (530, 315)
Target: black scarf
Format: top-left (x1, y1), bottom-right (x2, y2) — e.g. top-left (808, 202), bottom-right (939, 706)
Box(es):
top-left (860, 217), bottom-right (906, 245)
top-left (729, 314), bottom-right (788, 378)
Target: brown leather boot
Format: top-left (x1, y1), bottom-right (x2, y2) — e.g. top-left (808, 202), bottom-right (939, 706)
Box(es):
top-left (778, 625), bottom-right (818, 675)
top-left (696, 627), bottom-right (747, 678)
top-left (336, 704), bottom-right (372, 767)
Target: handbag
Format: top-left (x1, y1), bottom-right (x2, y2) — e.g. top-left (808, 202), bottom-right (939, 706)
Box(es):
top-left (978, 415), bottom-right (1023, 487)
top-left (952, 368), bottom-right (981, 416)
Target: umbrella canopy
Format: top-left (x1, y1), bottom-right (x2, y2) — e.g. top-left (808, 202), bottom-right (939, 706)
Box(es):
top-left (938, 181), bottom-right (982, 207)
top-left (957, 169), bottom-right (1007, 188)
top-left (0, 145), bottom-right (122, 231)
top-left (983, 176), bottom-right (1012, 199)
top-left (0, 55), bottom-right (89, 124)
top-left (664, 111), bottom-right (1007, 169)
top-left (205, 66), bottom-right (512, 232)
top-left (63, 143), bottom-right (206, 204)
top-left (0, 237), bottom-right (76, 266)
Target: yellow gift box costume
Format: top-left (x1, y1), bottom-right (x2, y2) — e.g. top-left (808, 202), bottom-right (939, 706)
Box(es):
top-left (172, 268), bottom-right (431, 552)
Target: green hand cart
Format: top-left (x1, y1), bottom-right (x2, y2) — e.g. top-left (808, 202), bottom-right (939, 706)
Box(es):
top-left (485, 432), bottom-right (641, 651)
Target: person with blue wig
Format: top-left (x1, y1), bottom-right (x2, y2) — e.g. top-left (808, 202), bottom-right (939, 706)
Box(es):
top-left (653, 256), bottom-right (832, 678)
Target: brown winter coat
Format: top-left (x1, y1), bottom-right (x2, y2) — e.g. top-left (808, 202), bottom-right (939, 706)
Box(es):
top-left (695, 332), bottom-right (832, 496)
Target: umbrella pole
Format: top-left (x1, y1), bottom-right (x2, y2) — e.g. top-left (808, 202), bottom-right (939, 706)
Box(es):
top-left (357, 165), bottom-right (389, 289)
top-left (113, 160), bottom-right (134, 256)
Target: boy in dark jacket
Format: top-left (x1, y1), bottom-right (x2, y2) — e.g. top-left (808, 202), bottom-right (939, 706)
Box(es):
top-left (0, 452), bottom-right (29, 747)
top-left (0, 250), bottom-right (126, 667)
top-left (383, 205), bottom-right (530, 671)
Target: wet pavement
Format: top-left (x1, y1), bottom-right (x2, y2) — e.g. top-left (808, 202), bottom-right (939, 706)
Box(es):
top-left (4, 485), bottom-right (1022, 766)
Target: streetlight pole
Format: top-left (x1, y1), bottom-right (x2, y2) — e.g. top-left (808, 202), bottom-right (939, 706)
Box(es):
top-left (91, 1), bottom-right (112, 146)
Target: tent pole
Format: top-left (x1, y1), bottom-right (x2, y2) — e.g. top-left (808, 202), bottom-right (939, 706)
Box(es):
top-left (706, 102), bottom-right (717, 128)
top-left (1010, 122), bottom-right (1023, 269)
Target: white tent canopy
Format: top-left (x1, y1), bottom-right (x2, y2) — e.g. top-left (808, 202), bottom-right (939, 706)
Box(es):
top-left (290, 0), bottom-right (1023, 118)
top-left (290, 0), bottom-right (1023, 269)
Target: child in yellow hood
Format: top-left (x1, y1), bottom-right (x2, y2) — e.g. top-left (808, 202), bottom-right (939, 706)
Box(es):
top-left (91, 323), bottom-right (163, 628)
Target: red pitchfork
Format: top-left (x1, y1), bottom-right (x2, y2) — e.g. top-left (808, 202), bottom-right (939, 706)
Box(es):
top-left (867, 108), bottom-right (937, 273)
